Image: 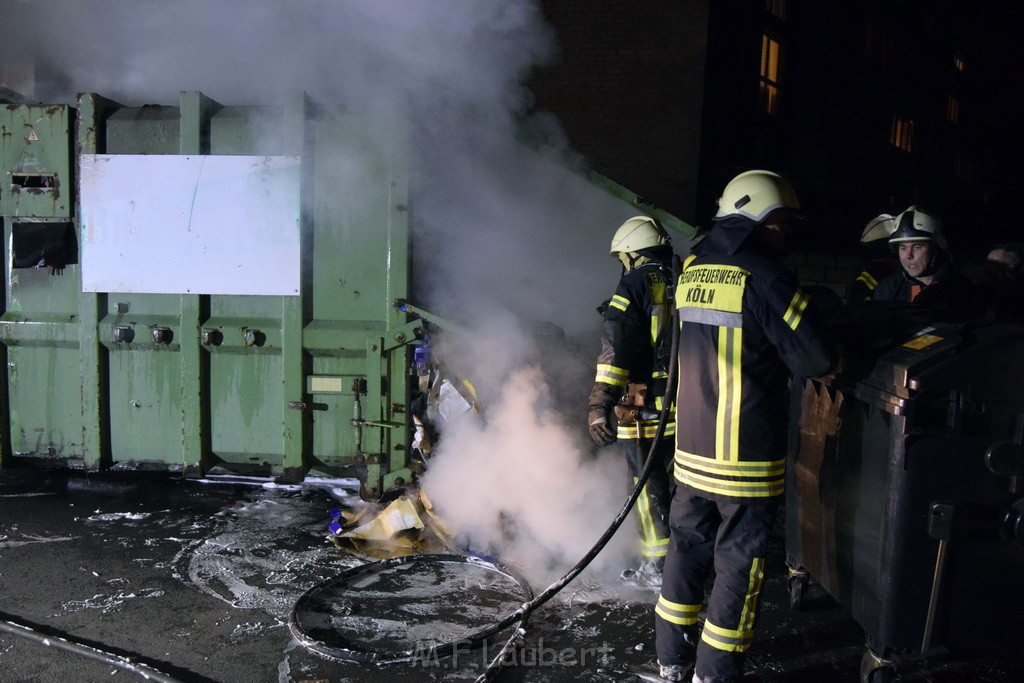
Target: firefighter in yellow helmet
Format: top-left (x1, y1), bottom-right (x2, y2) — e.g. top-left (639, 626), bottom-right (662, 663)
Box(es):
top-left (654, 171), bottom-right (840, 683)
top-left (589, 215), bottom-right (677, 588)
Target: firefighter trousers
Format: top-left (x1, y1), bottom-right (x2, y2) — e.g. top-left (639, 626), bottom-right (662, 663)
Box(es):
top-left (654, 488), bottom-right (776, 680)
top-left (623, 436), bottom-right (674, 562)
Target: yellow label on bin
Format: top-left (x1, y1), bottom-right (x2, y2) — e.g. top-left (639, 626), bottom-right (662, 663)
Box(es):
top-left (902, 334), bottom-right (943, 350)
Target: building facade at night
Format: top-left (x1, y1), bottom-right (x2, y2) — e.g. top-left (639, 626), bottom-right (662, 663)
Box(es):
top-left (530, 0), bottom-right (1020, 263)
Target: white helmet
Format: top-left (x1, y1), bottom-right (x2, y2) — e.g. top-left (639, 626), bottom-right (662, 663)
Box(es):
top-left (888, 206), bottom-right (947, 251)
top-left (714, 170), bottom-right (800, 223)
top-left (860, 213), bottom-right (896, 244)
top-left (609, 216), bottom-right (670, 255)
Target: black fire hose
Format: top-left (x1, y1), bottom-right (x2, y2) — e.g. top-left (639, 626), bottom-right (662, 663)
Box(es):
top-left (473, 269), bottom-right (682, 682)
top-left (0, 614), bottom-right (189, 683)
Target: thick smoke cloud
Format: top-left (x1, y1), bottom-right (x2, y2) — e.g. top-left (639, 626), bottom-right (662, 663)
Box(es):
top-left (1, 0), bottom-right (656, 578)
top-left (5, 1), bottom-right (548, 115)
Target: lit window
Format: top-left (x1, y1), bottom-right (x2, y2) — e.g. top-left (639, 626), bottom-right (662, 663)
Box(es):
top-left (953, 51), bottom-right (965, 72)
top-left (891, 115), bottom-right (914, 152)
top-left (760, 34), bottom-right (782, 114)
top-left (947, 95), bottom-right (960, 124)
top-left (766, 0), bottom-right (787, 20)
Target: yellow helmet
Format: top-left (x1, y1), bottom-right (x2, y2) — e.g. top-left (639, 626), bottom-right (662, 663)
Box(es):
top-left (714, 170), bottom-right (800, 223)
top-left (609, 216), bottom-right (670, 255)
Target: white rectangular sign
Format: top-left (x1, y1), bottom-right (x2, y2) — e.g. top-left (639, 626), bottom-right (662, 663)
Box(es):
top-left (80, 154), bottom-right (301, 296)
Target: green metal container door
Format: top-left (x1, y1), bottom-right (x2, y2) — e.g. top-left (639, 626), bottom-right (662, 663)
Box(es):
top-left (0, 93), bottom-right (416, 496)
top-left (1, 104), bottom-right (79, 461)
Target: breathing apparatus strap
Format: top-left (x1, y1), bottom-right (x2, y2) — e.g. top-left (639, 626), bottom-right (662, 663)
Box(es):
top-left (651, 254), bottom-right (687, 385)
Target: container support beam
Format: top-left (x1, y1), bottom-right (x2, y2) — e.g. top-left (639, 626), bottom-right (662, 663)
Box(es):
top-left (280, 92), bottom-right (312, 481)
top-left (76, 94), bottom-right (114, 470)
top-left (178, 91), bottom-right (218, 476)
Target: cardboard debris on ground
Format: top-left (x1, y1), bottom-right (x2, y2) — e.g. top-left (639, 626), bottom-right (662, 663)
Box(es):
top-left (329, 488), bottom-right (457, 559)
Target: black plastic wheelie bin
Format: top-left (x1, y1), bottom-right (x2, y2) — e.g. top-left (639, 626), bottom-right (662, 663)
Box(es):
top-left (785, 311), bottom-right (1024, 683)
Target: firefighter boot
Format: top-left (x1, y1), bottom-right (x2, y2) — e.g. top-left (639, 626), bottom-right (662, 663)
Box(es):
top-left (621, 558), bottom-right (664, 589)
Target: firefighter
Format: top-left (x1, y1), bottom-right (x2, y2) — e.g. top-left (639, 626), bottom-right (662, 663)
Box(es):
top-left (847, 212), bottom-right (900, 303)
top-left (589, 215), bottom-right (677, 588)
top-left (654, 171), bottom-right (840, 683)
top-left (870, 206), bottom-right (981, 319)
top-left (981, 242), bottom-right (1024, 322)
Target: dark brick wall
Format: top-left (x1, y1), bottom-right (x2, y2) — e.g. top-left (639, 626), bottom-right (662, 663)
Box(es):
top-left (530, 0), bottom-right (709, 225)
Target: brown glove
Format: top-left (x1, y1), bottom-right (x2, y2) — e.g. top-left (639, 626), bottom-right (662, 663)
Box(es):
top-left (588, 383), bottom-right (619, 447)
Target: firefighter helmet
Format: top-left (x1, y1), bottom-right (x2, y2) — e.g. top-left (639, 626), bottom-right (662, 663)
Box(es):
top-left (888, 206), bottom-right (947, 251)
top-left (860, 213), bottom-right (896, 244)
top-left (714, 170), bottom-right (800, 223)
top-left (609, 216), bottom-right (670, 255)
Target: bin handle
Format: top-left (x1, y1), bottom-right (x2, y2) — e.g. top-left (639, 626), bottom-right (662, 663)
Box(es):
top-left (985, 441), bottom-right (1024, 478)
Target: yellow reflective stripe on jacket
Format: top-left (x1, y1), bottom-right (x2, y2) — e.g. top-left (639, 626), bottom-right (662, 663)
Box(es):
top-left (595, 364), bottom-right (629, 386)
top-left (655, 595), bottom-right (701, 626)
top-left (675, 451), bottom-right (785, 477)
top-left (609, 294), bottom-right (630, 313)
top-left (674, 451), bottom-right (785, 498)
top-left (715, 326), bottom-right (742, 461)
top-left (783, 289), bottom-right (809, 331)
top-left (618, 420), bottom-right (676, 439)
top-left (673, 468), bottom-right (785, 498)
top-left (650, 279), bottom-right (667, 346)
top-left (856, 271), bottom-right (878, 290)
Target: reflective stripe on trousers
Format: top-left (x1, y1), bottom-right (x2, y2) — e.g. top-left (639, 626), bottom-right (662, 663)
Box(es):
top-left (622, 437), bottom-right (673, 560)
top-left (655, 488), bottom-right (776, 679)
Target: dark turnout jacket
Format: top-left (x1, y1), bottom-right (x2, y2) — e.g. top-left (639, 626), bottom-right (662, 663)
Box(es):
top-left (872, 258), bottom-right (982, 321)
top-left (594, 245), bottom-right (676, 439)
top-left (674, 218), bottom-right (839, 503)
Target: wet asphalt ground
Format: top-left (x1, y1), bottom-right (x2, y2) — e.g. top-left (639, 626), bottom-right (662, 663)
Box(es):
top-left (1, 469), bottom-right (1021, 683)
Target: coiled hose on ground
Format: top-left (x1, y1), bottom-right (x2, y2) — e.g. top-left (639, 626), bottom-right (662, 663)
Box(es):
top-left (291, 260), bottom-right (683, 682)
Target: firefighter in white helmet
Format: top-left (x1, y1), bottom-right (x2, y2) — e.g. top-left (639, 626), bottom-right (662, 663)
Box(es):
top-left (870, 206), bottom-right (980, 318)
top-left (654, 170), bottom-right (840, 683)
top-left (589, 215), bottom-right (677, 589)
top-left (848, 213), bottom-right (901, 302)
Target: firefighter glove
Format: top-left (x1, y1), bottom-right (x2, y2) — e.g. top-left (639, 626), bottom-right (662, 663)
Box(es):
top-left (588, 382), bottom-right (619, 447)
top-left (589, 411), bottom-right (616, 447)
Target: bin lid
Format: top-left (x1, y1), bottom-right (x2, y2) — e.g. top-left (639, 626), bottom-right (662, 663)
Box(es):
top-left (841, 324), bottom-right (963, 414)
top-left (824, 303), bottom-right (1024, 415)
top-left (909, 321), bottom-right (1024, 408)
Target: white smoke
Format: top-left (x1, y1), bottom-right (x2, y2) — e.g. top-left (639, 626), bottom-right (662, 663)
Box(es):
top-left (2, 0), bottom-right (653, 578)
top-left (420, 365), bottom-right (635, 585)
